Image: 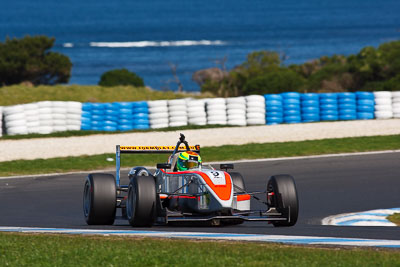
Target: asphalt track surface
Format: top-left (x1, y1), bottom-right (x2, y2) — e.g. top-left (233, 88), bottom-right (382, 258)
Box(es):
top-left (1, 152), bottom-right (399, 240)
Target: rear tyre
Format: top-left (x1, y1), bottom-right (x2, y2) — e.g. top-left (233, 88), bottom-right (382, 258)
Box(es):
top-left (267, 175), bottom-right (298, 227)
top-left (229, 172), bottom-right (246, 193)
top-left (83, 173), bottom-right (116, 225)
top-left (126, 175), bottom-right (156, 227)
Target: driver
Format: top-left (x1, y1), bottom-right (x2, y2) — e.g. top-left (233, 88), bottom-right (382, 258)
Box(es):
top-left (176, 151), bottom-right (202, 171)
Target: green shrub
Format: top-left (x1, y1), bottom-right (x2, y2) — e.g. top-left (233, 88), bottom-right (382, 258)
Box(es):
top-left (0, 35), bottom-right (72, 86)
top-left (99, 69), bottom-right (144, 87)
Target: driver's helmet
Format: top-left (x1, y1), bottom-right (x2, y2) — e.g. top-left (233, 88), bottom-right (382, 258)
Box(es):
top-left (176, 151), bottom-right (202, 171)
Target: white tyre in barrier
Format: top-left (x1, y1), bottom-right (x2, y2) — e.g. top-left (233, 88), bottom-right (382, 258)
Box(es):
top-left (147, 100), bottom-right (168, 108)
top-left (149, 112), bottom-right (168, 120)
top-left (149, 106), bottom-right (168, 113)
top-left (169, 116), bottom-right (188, 123)
top-left (246, 95), bottom-right (265, 102)
top-left (392, 91), bottom-right (400, 98)
top-left (392, 107), bottom-right (400, 114)
top-left (246, 118), bottom-right (266, 125)
top-left (39, 120), bottom-right (53, 126)
top-left (53, 119), bottom-right (67, 126)
top-left (67, 125), bottom-right (81, 131)
top-left (206, 98), bottom-right (226, 105)
top-left (38, 126), bottom-right (53, 134)
top-left (392, 103), bottom-right (400, 109)
top-left (227, 119), bottom-right (247, 126)
top-left (373, 91), bottom-right (392, 98)
top-left (168, 105), bottom-right (187, 112)
top-left (207, 120), bottom-right (227, 125)
top-left (37, 101), bottom-right (53, 108)
top-left (168, 110), bottom-right (185, 117)
top-left (23, 103), bottom-right (38, 111)
top-left (53, 107), bottom-right (68, 114)
top-left (246, 112), bottom-right (265, 120)
top-left (227, 109), bottom-right (246, 116)
top-left (207, 116), bottom-right (227, 122)
top-left (188, 117), bottom-right (207, 125)
top-left (7, 126), bottom-right (28, 135)
top-left (28, 126), bottom-right (41, 134)
top-left (53, 114), bottom-right (67, 120)
top-left (392, 97), bottom-right (400, 103)
top-left (187, 106), bottom-right (205, 113)
top-left (393, 113), bottom-right (400, 118)
top-left (67, 114), bottom-right (82, 120)
top-left (4, 105), bottom-right (24, 115)
top-left (187, 110), bottom-right (207, 116)
top-left (53, 126), bottom-right (68, 132)
top-left (207, 109), bottom-right (227, 116)
top-left (67, 120), bottom-right (82, 126)
top-left (39, 107), bottom-right (52, 114)
top-left (26, 116), bottom-right (39, 122)
top-left (246, 106), bottom-right (265, 113)
top-left (226, 97), bottom-right (246, 104)
top-left (67, 107), bottom-right (83, 115)
top-left (39, 114), bottom-right (52, 120)
top-left (228, 114), bottom-right (246, 120)
top-left (375, 110), bottom-right (393, 119)
top-left (5, 113), bottom-right (25, 122)
top-left (67, 101), bottom-right (82, 109)
top-left (169, 121), bottom-right (188, 127)
top-left (246, 101), bottom-right (266, 109)
top-left (24, 109), bottom-right (39, 117)
top-left (150, 118), bottom-right (169, 125)
top-left (27, 121), bottom-right (40, 127)
top-left (226, 103), bottom-right (246, 110)
top-left (6, 119), bottom-right (26, 128)
top-left (150, 123), bottom-right (169, 129)
top-left (375, 98), bottom-right (392, 105)
top-left (374, 105), bottom-right (393, 112)
top-left (206, 104), bottom-right (226, 112)
top-left (52, 101), bottom-right (68, 108)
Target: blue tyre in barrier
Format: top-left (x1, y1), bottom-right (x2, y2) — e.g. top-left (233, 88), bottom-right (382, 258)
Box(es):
top-left (356, 91), bottom-right (374, 100)
top-left (132, 113), bottom-right (149, 119)
top-left (91, 120), bottom-right (104, 127)
top-left (104, 120), bottom-right (118, 127)
top-left (302, 106), bottom-right (319, 113)
top-left (119, 108), bottom-right (132, 114)
top-left (266, 111), bottom-right (283, 118)
top-left (104, 109), bottom-right (119, 116)
top-left (283, 98), bottom-right (300, 105)
top-left (321, 114), bottom-right (338, 121)
top-left (103, 103), bottom-right (116, 110)
top-left (132, 124), bottom-right (150, 130)
top-left (320, 98), bottom-right (337, 105)
top-left (301, 100), bottom-right (319, 107)
top-left (81, 124), bottom-right (91, 130)
top-left (338, 98), bottom-right (356, 105)
top-left (264, 94), bottom-right (283, 101)
top-left (283, 104), bottom-right (301, 111)
top-left (339, 109), bottom-right (357, 116)
top-left (284, 115), bottom-right (301, 123)
top-left (357, 99), bottom-right (374, 106)
top-left (301, 93), bottom-right (319, 101)
top-left (91, 103), bottom-right (106, 110)
top-left (113, 102), bottom-right (133, 109)
top-left (82, 111), bottom-right (91, 118)
top-left (103, 126), bottom-right (117, 132)
top-left (339, 103), bottom-right (356, 110)
top-left (91, 115), bottom-right (104, 121)
top-left (91, 126), bottom-right (103, 131)
top-left (339, 114), bottom-right (357, 120)
top-left (337, 92), bottom-right (356, 99)
top-left (81, 117), bottom-right (91, 124)
top-left (302, 113), bottom-right (320, 121)
top-left (357, 112), bottom-right (374, 120)
top-left (266, 106), bottom-right (283, 112)
top-left (284, 109), bottom-right (301, 116)
top-left (133, 107), bottom-right (149, 114)
top-left (82, 103), bottom-right (93, 111)
top-left (320, 104), bottom-right (338, 110)
top-left (118, 119), bottom-right (133, 125)
top-left (132, 101), bottom-right (148, 109)
top-left (281, 92), bottom-right (300, 99)
top-left (266, 116), bottom-right (283, 124)
top-left (320, 109), bottom-right (339, 116)
top-left (119, 113), bottom-right (134, 120)
top-left (265, 100), bottom-right (283, 107)
top-left (92, 109), bottom-right (105, 115)
top-left (319, 93), bottom-right (337, 99)
top-left (104, 115), bottom-right (118, 121)
top-left (118, 125), bottom-right (134, 131)
top-left (357, 105), bottom-right (374, 113)
top-left (134, 119), bottom-right (150, 125)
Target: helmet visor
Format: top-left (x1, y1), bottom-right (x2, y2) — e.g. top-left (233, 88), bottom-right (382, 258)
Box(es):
top-left (186, 160), bottom-right (199, 169)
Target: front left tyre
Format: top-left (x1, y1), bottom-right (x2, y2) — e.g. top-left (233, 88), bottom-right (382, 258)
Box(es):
top-left (83, 173), bottom-right (116, 225)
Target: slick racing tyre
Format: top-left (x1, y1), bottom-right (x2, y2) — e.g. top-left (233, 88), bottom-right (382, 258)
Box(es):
top-left (229, 172), bottom-right (246, 193)
top-left (83, 173), bottom-right (116, 225)
top-left (127, 175), bottom-right (156, 227)
top-left (267, 174), bottom-right (299, 227)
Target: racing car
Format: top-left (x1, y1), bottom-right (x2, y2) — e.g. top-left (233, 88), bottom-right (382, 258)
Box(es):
top-left (83, 134), bottom-right (299, 227)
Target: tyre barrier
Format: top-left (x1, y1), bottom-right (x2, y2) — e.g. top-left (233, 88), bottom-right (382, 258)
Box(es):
top-left (282, 92), bottom-right (301, 124)
top-left (187, 99), bottom-right (207, 126)
top-left (206, 98), bottom-right (227, 125)
top-left (0, 107), bottom-right (3, 137)
top-left (0, 91), bottom-right (399, 136)
top-left (374, 91), bottom-right (393, 119)
top-left (227, 97), bottom-right (246, 126)
top-left (168, 99), bottom-right (188, 127)
top-left (301, 93), bottom-right (320, 123)
top-left (246, 95), bottom-right (265, 125)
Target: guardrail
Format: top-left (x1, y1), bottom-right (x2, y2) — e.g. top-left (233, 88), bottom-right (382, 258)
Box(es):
top-left (0, 91), bottom-right (399, 136)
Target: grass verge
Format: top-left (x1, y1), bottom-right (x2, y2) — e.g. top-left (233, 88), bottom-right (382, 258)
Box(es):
top-left (0, 233), bottom-right (399, 266)
top-left (0, 135), bottom-right (399, 177)
top-left (387, 213), bottom-right (400, 226)
top-left (0, 84), bottom-right (210, 106)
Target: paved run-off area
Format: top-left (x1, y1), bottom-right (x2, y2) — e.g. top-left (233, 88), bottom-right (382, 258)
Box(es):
top-left (0, 119), bottom-right (400, 162)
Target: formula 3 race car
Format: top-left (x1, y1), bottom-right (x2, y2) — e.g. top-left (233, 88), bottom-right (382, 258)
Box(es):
top-left (83, 134), bottom-right (299, 227)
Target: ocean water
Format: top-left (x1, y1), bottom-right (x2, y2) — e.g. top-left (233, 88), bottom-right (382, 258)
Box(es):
top-left (1, 0), bottom-right (399, 91)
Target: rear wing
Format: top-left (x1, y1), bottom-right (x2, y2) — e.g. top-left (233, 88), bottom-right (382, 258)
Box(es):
top-left (115, 144), bottom-right (200, 187)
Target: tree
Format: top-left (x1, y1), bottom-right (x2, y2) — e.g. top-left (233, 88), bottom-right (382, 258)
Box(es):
top-left (0, 35), bottom-right (72, 86)
top-left (99, 68), bottom-right (144, 87)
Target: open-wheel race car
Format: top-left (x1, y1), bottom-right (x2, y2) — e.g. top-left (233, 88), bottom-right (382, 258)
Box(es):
top-left (83, 134), bottom-right (299, 227)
